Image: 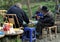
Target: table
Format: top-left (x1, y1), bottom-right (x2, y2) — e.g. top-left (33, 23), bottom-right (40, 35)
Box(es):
top-left (4, 30), bottom-right (23, 42)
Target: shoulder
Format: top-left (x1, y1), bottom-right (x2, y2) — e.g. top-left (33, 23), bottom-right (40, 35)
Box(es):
top-left (7, 5), bottom-right (17, 11)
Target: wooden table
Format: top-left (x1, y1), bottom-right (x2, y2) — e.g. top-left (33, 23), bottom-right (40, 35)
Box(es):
top-left (4, 30), bottom-right (23, 42)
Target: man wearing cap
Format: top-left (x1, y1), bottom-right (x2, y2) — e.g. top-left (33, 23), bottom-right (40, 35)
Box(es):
top-left (36, 6), bottom-right (54, 39)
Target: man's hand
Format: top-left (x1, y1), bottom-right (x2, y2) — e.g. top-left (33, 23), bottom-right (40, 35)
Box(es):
top-left (36, 16), bottom-right (40, 20)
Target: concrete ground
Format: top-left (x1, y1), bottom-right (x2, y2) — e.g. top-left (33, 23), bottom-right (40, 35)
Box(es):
top-left (21, 33), bottom-right (60, 42)
top-left (36, 33), bottom-right (60, 42)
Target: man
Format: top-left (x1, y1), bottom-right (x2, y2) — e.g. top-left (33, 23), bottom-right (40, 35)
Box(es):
top-left (36, 6), bottom-right (54, 39)
top-left (7, 3), bottom-right (29, 28)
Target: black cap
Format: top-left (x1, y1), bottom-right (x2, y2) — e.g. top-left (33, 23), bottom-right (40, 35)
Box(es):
top-left (41, 6), bottom-right (48, 12)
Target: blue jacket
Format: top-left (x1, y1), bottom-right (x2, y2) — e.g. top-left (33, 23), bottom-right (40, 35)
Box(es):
top-left (7, 5), bottom-right (29, 27)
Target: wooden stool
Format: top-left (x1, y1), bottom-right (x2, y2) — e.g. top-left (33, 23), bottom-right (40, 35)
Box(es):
top-left (42, 26), bottom-right (57, 40)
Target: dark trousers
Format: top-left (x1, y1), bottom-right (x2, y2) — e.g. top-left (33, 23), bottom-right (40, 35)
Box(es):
top-left (36, 22), bottom-right (44, 36)
top-left (36, 22), bottom-right (54, 37)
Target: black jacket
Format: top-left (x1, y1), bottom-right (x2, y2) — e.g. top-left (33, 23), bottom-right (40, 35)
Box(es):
top-left (7, 5), bottom-right (29, 27)
top-left (36, 11), bottom-right (54, 28)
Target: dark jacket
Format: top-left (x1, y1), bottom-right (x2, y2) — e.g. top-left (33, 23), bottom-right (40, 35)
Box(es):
top-left (36, 12), bottom-right (54, 31)
top-left (7, 5), bottom-right (29, 27)
top-left (38, 11), bottom-right (54, 27)
top-left (36, 11), bottom-right (54, 35)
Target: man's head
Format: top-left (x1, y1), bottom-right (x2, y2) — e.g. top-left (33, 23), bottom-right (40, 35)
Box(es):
top-left (41, 6), bottom-right (49, 14)
top-left (15, 3), bottom-right (22, 8)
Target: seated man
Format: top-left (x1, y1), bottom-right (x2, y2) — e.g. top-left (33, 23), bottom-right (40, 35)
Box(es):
top-left (36, 6), bottom-right (55, 39)
top-left (6, 3), bottom-right (29, 28)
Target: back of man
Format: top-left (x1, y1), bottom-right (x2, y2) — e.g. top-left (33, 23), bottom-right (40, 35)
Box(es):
top-left (7, 3), bottom-right (29, 28)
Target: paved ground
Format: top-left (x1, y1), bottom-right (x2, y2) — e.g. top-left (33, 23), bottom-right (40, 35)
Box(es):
top-left (36, 33), bottom-right (60, 42)
top-left (21, 33), bottom-right (60, 42)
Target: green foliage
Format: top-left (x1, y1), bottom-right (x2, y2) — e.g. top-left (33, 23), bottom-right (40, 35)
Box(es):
top-left (22, 1), bottom-right (55, 15)
top-left (0, 1), bottom-right (56, 22)
top-left (0, 1), bottom-right (55, 13)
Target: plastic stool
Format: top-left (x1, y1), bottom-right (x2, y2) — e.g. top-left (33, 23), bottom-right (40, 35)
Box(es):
top-left (22, 27), bottom-right (36, 42)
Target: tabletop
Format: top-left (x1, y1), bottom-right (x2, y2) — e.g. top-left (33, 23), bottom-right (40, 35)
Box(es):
top-left (5, 30), bottom-right (23, 36)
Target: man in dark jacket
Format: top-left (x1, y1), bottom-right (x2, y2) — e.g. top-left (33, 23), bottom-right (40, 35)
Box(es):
top-left (36, 6), bottom-right (54, 38)
top-left (7, 3), bottom-right (29, 28)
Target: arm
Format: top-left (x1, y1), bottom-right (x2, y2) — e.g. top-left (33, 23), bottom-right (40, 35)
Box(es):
top-left (22, 10), bottom-right (29, 24)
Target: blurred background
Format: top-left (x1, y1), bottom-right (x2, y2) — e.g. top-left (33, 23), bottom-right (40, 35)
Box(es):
top-left (0, 0), bottom-right (60, 22)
